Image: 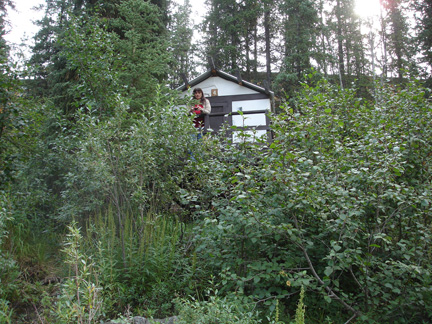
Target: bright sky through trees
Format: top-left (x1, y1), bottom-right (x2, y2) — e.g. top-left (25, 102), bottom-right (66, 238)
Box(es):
top-left (355, 0), bottom-right (382, 18)
top-left (4, 0), bottom-right (45, 60)
top-left (6, 0), bottom-right (381, 57)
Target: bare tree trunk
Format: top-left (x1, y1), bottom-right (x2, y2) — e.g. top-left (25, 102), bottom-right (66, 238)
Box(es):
top-left (380, 5), bottom-right (388, 80)
top-left (264, 1), bottom-right (272, 86)
top-left (336, 0), bottom-right (345, 89)
top-left (253, 25), bottom-right (258, 79)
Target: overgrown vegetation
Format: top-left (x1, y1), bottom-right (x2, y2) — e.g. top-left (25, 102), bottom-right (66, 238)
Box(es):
top-left (1, 0), bottom-right (432, 323)
top-left (2, 73), bottom-right (431, 323)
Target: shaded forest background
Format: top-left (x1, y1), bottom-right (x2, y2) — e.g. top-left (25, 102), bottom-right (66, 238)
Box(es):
top-left (1, 0), bottom-right (431, 323)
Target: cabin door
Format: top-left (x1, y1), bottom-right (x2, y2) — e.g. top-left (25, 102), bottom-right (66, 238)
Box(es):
top-left (206, 101), bottom-right (229, 132)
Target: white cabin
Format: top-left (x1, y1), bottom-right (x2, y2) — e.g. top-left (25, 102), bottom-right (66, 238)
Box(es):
top-left (177, 69), bottom-right (274, 142)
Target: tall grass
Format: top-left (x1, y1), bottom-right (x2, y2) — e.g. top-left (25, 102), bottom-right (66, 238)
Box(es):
top-left (82, 206), bottom-right (191, 318)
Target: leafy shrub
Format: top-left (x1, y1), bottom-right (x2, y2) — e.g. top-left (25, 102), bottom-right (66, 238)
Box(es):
top-left (183, 78), bottom-right (432, 323)
top-left (176, 289), bottom-right (262, 324)
top-left (0, 192), bottom-right (20, 323)
top-left (53, 222), bottom-right (104, 324)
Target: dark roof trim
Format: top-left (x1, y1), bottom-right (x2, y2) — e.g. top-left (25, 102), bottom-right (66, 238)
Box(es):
top-left (176, 69), bottom-right (274, 98)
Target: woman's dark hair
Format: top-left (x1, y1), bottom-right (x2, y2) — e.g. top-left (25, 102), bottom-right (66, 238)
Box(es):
top-left (192, 88), bottom-right (206, 104)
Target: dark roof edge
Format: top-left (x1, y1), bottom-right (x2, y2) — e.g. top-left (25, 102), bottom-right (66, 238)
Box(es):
top-left (176, 69), bottom-right (274, 98)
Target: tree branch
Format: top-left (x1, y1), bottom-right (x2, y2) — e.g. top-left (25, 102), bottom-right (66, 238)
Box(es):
top-left (292, 214), bottom-right (361, 320)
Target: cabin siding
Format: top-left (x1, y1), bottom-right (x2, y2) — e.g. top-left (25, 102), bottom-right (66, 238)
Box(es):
top-left (178, 69), bottom-right (274, 142)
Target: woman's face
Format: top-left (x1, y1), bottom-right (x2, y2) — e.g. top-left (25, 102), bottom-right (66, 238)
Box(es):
top-left (194, 91), bottom-right (203, 100)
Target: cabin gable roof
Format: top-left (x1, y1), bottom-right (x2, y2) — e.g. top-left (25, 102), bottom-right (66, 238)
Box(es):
top-left (177, 69), bottom-right (274, 99)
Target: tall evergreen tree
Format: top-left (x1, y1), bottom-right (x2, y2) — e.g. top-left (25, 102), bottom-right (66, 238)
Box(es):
top-left (167, 0), bottom-right (195, 89)
top-left (314, 0), bottom-right (329, 76)
top-left (1, 0), bottom-right (20, 187)
top-left (239, 0), bottom-right (261, 81)
top-left (203, 0), bottom-right (231, 71)
top-left (112, 0), bottom-right (171, 109)
top-left (414, 0), bottom-right (432, 81)
top-left (381, 0), bottom-right (410, 82)
top-left (275, 0), bottom-right (319, 94)
top-left (30, 0), bottom-right (89, 109)
top-left (378, 0), bottom-right (421, 83)
top-left (30, 0), bottom-right (172, 112)
top-left (344, 0), bottom-right (365, 78)
top-left (323, 0), bottom-right (368, 87)
top-left (0, 0), bottom-right (13, 56)
top-left (202, 0), bottom-right (246, 72)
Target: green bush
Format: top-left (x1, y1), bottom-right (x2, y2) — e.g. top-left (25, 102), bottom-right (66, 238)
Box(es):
top-left (176, 289), bottom-right (262, 324)
top-left (0, 192), bottom-right (20, 323)
top-left (183, 78), bottom-right (432, 323)
top-left (53, 222), bottom-right (104, 324)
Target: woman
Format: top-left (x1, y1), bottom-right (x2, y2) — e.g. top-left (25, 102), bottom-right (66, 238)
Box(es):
top-left (190, 88), bottom-right (211, 129)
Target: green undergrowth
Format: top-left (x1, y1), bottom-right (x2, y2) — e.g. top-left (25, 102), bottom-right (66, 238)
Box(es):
top-left (1, 78), bottom-right (431, 323)
top-left (180, 78), bottom-right (432, 323)
top-left (81, 207), bottom-right (204, 319)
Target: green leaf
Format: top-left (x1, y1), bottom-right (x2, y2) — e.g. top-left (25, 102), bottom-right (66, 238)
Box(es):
top-left (324, 267), bottom-right (333, 277)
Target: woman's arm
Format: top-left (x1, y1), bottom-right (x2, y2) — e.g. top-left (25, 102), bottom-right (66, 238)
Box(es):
top-left (201, 99), bottom-right (211, 114)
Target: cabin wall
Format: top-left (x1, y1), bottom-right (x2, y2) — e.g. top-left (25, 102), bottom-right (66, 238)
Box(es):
top-left (190, 76), bottom-right (258, 97)
top-left (207, 94), bottom-right (271, 142)
top-left (181, 74), bottom-right (273, 142)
